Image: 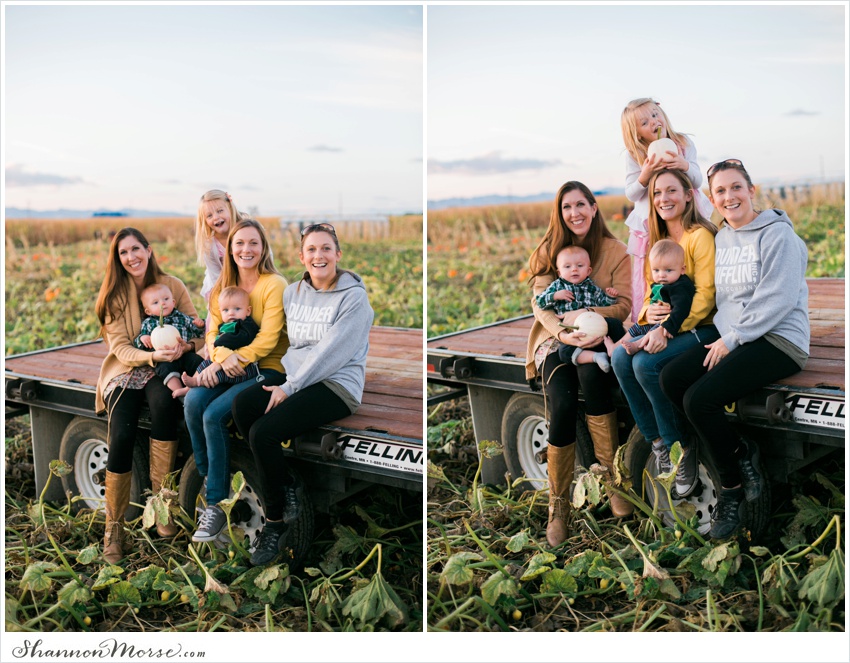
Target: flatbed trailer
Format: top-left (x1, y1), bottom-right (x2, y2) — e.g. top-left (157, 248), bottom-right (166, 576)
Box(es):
top-left (5, 326), bottom-right (423, 561)
top-left (427, 278), bottom-right (844, 535)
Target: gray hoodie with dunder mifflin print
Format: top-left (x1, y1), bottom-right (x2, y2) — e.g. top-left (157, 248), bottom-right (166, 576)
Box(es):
top-left (280, 271), bottom-right (374, 411)
top-left (713, 209), bottom-right (809, 355)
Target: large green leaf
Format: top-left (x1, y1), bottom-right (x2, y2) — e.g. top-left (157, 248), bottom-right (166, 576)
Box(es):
top-left (506, 531), bottom-right (529, 553)
top-left (562, 550), bottom-right (604, 578)
top-left (92, 565), bottom-right (125, 591)
top-left (21, 561), bottom-right (59, 593)
top-left (480, 571), bottom-right (518, 606)
top-left (108, 581), bottom-right (141, 605)
top-left (798, 549), bottom-right (845, 610)
top-left (76, 544), bottom-right (99, 565)
top-left (129, 565), bottom-right (165, 590)
top-left (441, 551), bottom-right (483, 586)
top-left (341, 571), bottom-right (408, 628)
top-left (58, 579), bottom-right (93, 608)
top-left (521, 552), bottom-right (556, 581)
top-left (541, 569), bottom-right (578, 597)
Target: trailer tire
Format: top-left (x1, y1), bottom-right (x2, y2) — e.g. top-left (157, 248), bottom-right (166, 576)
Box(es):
top-left (501, 393), bottom-right (593, 493)
top-left (178, 444), bottom-right (315, 570)
top-left (624, 425), bottom-right (770, 539)
top-left (59, 417), bottom-right (147, 520)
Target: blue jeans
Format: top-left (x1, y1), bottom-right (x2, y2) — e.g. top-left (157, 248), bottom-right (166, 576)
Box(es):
top-left (183, 368), bottom-right (280, 504)
top-left (611, 325), bottom-right (719, 448)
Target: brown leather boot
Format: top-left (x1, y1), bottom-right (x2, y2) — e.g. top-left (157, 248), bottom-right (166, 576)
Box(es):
top-left (149, 439), bottom-right (179, 537)
top-left (586, 412), bottom-right (633, 517)
top-left (545, 443), bottom-right (575, 547)
top-left (103, 470), bottom-right (132, 564)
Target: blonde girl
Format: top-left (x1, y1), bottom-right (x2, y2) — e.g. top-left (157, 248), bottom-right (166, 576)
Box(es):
top-left (194, 189), bottom-right (247, 303)
top-left (620, 98), bottom-right (713, 322)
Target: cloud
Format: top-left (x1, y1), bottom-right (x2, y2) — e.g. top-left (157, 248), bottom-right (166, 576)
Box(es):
top-left (308, 145), bottom-right (344, 153)
top-left (428, 151), bottom-right (562, 175)
top-left (785, 109), bottom-right (819, 116)
top-left (6, 164), bottom-right (87, 187)
top-left (239, 184), bottom-right (262, 191)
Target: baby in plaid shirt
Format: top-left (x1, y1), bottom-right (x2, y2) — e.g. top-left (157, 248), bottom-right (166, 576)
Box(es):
top-left (536, 245), bottom-right (619, 372)
top-left (134, 282), bottom-right (205, 397)
top-left (536, 245), bottom-right (618, 316)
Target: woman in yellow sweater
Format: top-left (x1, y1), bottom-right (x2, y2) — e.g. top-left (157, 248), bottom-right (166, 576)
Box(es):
top-left (527, 181), bottom-right (633, 547)
top-left (611, 169), bottom-right (718, 499)
top-left (95, 228), bottom-right (205, 563)
top-left (183, 218), bottom-right (288, 543)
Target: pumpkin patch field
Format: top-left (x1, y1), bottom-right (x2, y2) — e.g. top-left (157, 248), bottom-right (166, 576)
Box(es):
top-left (426, 195), bottom-right (845, 632)
top-left (4, 215), bottom-right (424, 633)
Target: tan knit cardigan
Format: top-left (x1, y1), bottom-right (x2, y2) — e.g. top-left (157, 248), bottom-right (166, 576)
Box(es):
top-left (525, 237), bottom-right (632, 380)
top-left (95, 274), bottom-right (203, 415)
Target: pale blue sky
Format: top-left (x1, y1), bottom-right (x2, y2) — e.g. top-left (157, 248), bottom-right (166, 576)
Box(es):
top-left (428, 3), bottom-right (846, 201)
top-left (4, 4), bottom-right (423, 215)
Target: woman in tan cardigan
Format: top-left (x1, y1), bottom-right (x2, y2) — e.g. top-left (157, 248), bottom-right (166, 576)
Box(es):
top-left (94, 228), bottom-right (204, 563)
top-left (527, 181), bottom-right (633, 547)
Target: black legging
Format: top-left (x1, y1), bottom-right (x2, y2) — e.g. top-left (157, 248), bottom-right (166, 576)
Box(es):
top-left (231, 374), bottom-right (350, 521)
top-left (659, 337), bottom-right (800, 487)
top-left (542, 318), bottom-right (625, 448)
top-left (105, 377), bottom-right (181, 473)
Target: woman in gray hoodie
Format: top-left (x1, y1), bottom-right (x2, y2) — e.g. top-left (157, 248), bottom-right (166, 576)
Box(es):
top-left (659, 159), bottom-right (809, 539)
top-left (232, 223), bottom-right (374, 566)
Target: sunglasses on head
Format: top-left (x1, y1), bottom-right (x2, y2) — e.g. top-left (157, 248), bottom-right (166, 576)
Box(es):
top-left (300, 222), bottom-right (336, 236)
top-left (707, 159), bottom-right (745, 179)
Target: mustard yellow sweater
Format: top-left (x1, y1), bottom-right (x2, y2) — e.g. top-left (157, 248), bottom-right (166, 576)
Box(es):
top-left (208, 273), bottom-right (289, 371)
top-left (637, 226), bottom-right (716, 331)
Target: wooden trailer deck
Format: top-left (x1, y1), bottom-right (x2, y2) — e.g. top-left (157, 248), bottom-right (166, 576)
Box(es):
top-left (428, 278), bottom-right (845, 395)
top-left (5, 326), bottom-right (424, 444)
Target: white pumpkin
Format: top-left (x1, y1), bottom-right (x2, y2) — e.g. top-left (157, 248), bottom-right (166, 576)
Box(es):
top-left (647, 137), bottom-right (678, 160)
top-left (151, 324), bottom-right (182, 350)
top-left (573, 311), bottom-right (608, 339)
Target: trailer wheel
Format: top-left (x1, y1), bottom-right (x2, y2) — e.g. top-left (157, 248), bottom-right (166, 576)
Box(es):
top-left (178, 444), bottom-right (314, 570)
top-left (501, 393), bottom-right (593, 492)
top-left (59, 417), bottom-right (147, 519)
top-left (624, 425), bottom-right (770, 539)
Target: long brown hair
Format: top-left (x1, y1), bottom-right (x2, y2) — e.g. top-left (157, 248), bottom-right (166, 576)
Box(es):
top-left (210, 218), bottom-right (279, 304)
top-left (529, 181), bottom-right (615, 281)
top-left (647, 169), bottom-right (717, 246)
top-left (95, 228), bottom-right (164, 334)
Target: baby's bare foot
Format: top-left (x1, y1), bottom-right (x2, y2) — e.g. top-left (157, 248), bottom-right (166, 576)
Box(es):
top-left (181, 371), bottom-right (199, 388)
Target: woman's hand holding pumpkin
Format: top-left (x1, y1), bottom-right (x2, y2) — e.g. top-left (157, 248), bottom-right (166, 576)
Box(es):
top-left (558, 329), bottom-right (602, 348)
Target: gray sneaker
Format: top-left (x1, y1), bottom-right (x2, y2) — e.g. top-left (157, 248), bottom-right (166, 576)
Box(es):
top-left (651, 439), bottom-right (673, 475)
top-left (191, 505), bottom-right (227, 542)
top-left (675, 445), bottom-right (699, 497)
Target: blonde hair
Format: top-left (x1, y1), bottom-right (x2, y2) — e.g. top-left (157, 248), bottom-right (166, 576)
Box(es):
top-left (556, 244), bottom-right (591, 264)
top-left (218, 285), bottom-right (250, 306)
top-left (194, 189), bottom-right (248, 266)
top-left (647, 169), bottom-right (718, 246)
top-left (210, 218), bottom-right (280, 304)
top-left (621, 98), bottom-right (688, 166)
top-left (140, 282), bottom-right (173, 309)
top-left (649, 238), bottom-right (685, 266)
